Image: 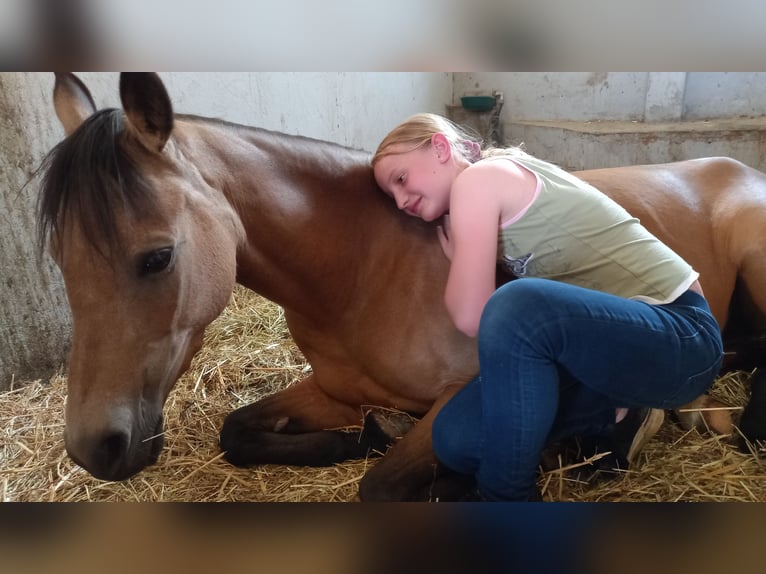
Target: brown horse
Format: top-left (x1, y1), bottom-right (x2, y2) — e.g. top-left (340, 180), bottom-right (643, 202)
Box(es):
top-left (39, 72), bottom-right (766, 501)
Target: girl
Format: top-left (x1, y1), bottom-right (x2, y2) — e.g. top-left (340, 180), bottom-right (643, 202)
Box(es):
top-left (372, 113), bottom-right (723, 501)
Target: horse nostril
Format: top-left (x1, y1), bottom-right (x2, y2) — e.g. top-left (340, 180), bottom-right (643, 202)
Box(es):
top-left (94, 432), bottom-right (129, 479)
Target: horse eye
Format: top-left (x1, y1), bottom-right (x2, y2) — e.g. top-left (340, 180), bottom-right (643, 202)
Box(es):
top-left (139, 247), bottom-right (174, 275)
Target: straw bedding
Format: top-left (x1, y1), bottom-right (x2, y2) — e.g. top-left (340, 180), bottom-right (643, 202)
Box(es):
top-left (2, 286), bottom-right (764, 502)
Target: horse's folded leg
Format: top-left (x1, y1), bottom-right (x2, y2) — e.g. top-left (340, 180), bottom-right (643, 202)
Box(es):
top-left (359, 383), bottom-right (475, 502)
top-left (421, 463), bottom-right (478, 502)
top-left (221, 428), bottom-right (382, 467)
top-left (359, 440), bottom-right (477, 502)
top-left (220, 410), bottom-right (393, 468)
top-left (737, 369), bottom-right (766, 454)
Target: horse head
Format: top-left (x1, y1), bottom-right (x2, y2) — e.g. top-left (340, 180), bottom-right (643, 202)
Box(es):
top-left (41, 73), bottom-right (244, 480)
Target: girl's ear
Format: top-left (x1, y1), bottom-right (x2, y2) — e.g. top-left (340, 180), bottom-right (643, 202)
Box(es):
top-left (431, 133), bottom-right (452, 162)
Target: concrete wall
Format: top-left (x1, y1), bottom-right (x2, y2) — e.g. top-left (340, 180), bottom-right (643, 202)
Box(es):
top-left (0, 73), bottom-right (72, 388)
top-left (0, 72), bottom-right (452, 388)
top-left (453, 72), bottom-right (766, 171)
top-left (76, 72), bottom-right (453, 152)
top-left (455, 72), bottom-right (650, 122)
top-left (453, 72), bottom-right (766, 122)
top-left (684, 72), bottom-right (766, 119)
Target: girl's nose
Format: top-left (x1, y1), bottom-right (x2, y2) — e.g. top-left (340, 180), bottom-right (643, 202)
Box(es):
top-left (394, 191), bottom-right (408, 211)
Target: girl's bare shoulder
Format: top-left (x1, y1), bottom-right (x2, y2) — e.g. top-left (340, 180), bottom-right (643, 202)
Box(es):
top-left (452, 158), bottom-right (538, 224)
top-left (454, 159), bottom-right (536, 200)
top-left (457, 157), bottom-right (533, 186)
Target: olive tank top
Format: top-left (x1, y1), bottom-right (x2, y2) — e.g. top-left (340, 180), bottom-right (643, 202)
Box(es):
top-left (492, 153), bottom-right (698, 304)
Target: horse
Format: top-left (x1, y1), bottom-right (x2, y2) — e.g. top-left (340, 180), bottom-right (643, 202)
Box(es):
top-left (39, 72), bottom-right (766, 501)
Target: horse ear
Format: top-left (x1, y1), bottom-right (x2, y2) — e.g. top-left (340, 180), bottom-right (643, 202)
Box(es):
top-left (53, 72), bottom-right (97, 136)
top-left (119, 72), bottom-right (173, 153)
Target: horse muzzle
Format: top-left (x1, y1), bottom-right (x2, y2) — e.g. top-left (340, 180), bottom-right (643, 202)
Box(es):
top-left (65, 415), bottom-right (164, 481)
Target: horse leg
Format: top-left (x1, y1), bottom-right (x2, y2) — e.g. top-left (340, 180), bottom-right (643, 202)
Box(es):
top-left (358, 383), bottom-right (476, 502)
top-left (675, 246), bottom-right (766, 438)
top-left (730, 245), bottom-right (766, 450)
top-left (219, 375), bottom-right (391, 467)
top-left (738, 369), bottom-right (766, 453)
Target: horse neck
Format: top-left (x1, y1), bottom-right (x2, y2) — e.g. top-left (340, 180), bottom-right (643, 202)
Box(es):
top-left (173, 116), bottom-right (389, 318)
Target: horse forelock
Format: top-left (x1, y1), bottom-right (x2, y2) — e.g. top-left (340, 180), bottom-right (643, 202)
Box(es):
top-left (37, 108), bottom-right (157, 260)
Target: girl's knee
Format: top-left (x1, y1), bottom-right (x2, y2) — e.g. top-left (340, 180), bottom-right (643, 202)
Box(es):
top-left (484, 279), bottom-right (555, 317)
top-left (480, 278), bottom-right (585, 338)
top-left (479, 279), bottom-right (551, 340)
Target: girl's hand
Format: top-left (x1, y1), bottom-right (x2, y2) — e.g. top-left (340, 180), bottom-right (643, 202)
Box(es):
top-left (437, 215), bottom-right (453, 261)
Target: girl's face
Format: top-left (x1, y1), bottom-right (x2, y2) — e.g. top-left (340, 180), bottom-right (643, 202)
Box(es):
top-left (373, 139), bottom-right (454, 222)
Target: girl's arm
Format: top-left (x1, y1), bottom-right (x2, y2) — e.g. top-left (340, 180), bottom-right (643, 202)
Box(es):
top-left (443, 161), bottom-right (536, 337)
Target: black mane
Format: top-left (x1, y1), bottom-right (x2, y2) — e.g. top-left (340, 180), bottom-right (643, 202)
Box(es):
top-left (37, 108), bottom-right (155, 258)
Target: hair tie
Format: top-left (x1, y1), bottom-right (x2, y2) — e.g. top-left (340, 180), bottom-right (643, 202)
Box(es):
top-left (462, 140), bottom-right (482, 162)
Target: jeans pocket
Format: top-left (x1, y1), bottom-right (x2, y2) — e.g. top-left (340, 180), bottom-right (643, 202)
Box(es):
top-left (676, 307), bottom-right (702, 340)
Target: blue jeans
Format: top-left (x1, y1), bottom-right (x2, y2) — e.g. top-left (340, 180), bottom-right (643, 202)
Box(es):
top-left (432, 278), bottom-right (723, 501)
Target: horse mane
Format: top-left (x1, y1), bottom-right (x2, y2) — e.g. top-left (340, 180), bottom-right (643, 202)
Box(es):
top-left (37, 108), bottom-right (155, 259)
top-left (177, 113), bottom-right (373, 170)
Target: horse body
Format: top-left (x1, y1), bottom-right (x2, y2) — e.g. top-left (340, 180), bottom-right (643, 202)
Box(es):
top-left (175, 116), bottom-right (479, 408)
top-left (41, 73), bottom-right (766, 500)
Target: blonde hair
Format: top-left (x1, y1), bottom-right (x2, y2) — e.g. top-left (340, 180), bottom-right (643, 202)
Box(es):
top-left (372, 112), bottom-right (529, 167)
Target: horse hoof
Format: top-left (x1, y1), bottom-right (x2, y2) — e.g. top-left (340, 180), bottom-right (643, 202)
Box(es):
top-left (675, 394), bottom-right (733, 435)
top-left (365, 408), bottom-right (417, 441)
